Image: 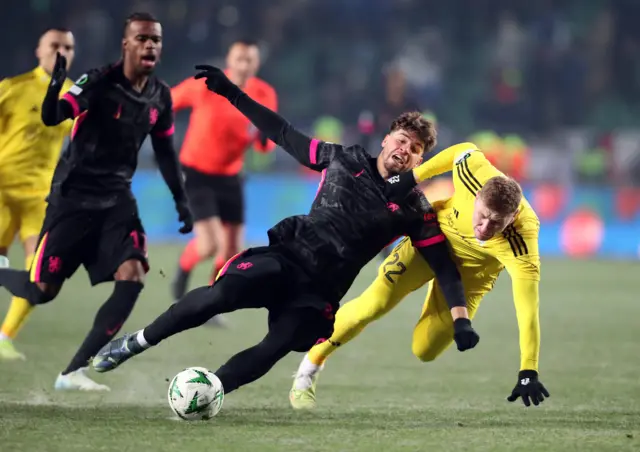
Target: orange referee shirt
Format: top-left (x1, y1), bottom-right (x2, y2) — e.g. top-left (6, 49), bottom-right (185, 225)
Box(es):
top-left (171, 71), bottom-right (278, 176)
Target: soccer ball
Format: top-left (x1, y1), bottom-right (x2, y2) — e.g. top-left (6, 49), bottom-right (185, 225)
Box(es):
top-left (167, 367), bottom-right (224, 421)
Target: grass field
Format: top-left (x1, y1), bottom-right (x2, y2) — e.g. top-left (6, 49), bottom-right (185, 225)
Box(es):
top-left (0, 244), bottom-right (639, 451)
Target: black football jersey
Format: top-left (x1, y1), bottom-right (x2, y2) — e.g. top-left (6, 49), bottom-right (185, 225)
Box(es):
top-left (51, 62), bottom-right (175, 208)
top-left (268, 139), bottom-right (444, 303)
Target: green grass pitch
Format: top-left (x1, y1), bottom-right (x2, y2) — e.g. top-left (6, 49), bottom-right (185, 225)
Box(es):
top-left (0, 244), bottom-right (639, 451)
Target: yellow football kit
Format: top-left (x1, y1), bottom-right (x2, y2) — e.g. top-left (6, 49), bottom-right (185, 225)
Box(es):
top-left (308, 142), bottom-right (541, 371)
top-left (0, 66), bottom-right (73, 343)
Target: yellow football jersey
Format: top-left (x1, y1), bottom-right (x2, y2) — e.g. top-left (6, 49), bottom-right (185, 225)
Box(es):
top-left (446, 143), bottom-right (540, 281)
top-left (0, 66), bottom-right (74, 195)
top-left (418, 142), bottom-right (542, 370)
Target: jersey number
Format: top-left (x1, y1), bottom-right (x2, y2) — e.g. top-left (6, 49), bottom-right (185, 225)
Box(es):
top-left (383, 252), bottom-right (407, 283)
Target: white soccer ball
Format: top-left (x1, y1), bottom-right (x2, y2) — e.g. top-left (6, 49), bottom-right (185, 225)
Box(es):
top-left (167, 366), bottom-right (224, 421)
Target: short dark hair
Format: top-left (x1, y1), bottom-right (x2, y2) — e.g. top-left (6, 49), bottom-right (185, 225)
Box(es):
top-left (389, 111), bottom-right (437, 153)
top-left (44, 27), bottom-right (71, 34)
top-left (479, 176), bottom-right (523, 216)
top-left (123, 12), bottom-right (159, 36)
top-left (232, 38), bottom-right (259, 47)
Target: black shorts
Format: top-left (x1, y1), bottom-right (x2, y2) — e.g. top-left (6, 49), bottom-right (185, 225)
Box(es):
top-left (182, 166), bottom-right (244, 224)
top-left (216, 246), bottom-right (335, 352)
top-left (30, 200), bottom-right (148, 286)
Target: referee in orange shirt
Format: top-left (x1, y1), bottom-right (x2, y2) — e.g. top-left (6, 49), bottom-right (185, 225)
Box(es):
top-left (171, 39), bottom-right (278, 326)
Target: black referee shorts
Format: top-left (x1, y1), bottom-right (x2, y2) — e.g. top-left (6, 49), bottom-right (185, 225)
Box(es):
top-left (182, 166), bottom-right (244, 224)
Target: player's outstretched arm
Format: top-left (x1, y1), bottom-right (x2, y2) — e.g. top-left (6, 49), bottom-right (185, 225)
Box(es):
top-left (151, 89), bottom-right (193, 234)
top-left (505, 277), bottom-right (549, 407)
top-left (41, 53), bottom-right (75, 126)
top-left (194, 65), bottom-right (338, 171)
top-left (414, 241), bottom-right (479, 352)
top-left (385, 143), bottom-right (480, 202)
top-left (406, 194), bottom-right (479, 352)
top-left (498, 228), bottom-right (549, 407)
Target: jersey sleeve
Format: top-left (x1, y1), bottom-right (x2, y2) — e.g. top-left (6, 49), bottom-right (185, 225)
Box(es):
top-left (403, 190), bottom-right (446, 248)
top-left (58, 79), bottom-right (76, 136)
top-left (152, 85), bottom-right (175, 138)
top-left (306, 140), bottom-right (346, 171)
top-left (493, 221), bottom-right (541, 371)
top-left (413, 142), bottom-right (479, 183)
top-left (253, 85), bottom-right (278, 153)
top-left (61, 68), bottom-right (107, 118)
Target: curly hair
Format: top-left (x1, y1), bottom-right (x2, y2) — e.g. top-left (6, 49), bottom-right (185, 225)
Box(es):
top-left (389, 111), bottom-right (437, 153)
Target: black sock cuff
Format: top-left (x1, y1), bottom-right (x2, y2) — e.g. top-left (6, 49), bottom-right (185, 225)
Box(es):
top-left (114, 280), bottom-right (144, 297)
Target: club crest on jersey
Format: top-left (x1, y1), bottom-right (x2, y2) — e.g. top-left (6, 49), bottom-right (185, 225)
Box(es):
top-left (387, 175), bottom-right (401, 184)
top-left (149, 107), bottom-right (159, 126)
top-left (387, 202), bottom-right (400, 212)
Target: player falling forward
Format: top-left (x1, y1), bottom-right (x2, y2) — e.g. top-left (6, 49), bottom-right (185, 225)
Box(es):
top-left (171, 40), bottom-right (278, 328)
top-left (0, 12), bottom-right (192, 391)
top-left (290, 142), bottom-right (550, 409)
top-left (0, 28), bottom-right (76, 360)
top-left (92, 66), bottom-right (480, 400)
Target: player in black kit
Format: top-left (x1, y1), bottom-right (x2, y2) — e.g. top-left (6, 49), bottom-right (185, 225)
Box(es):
top-left (92, 65), bottom-right (480, 400)
top-left (0, 13), bottom-right (192, 391)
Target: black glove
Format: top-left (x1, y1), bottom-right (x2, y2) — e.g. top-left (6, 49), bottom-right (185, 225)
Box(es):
top-left (194, 65), bottom-right (242, 102)
top-left (49, 52), bottom-right (67, 90)
top-left (175, 198), bottom-right (194, 234)
top-left (384, 171), bottom-right (418, 203)
top-left (507, 370), bottom-right (550, 407)
top-left (453, 318), bottom-right (480, 352)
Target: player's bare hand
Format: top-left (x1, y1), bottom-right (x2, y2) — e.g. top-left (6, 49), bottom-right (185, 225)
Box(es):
top-left (452, 318), bottom-right (480, 351)
top-left (194, 65), bottom-right (240, 100)
top-left (507, 370), bottom-right (550, 407)
top-left (50, 52), bottom-right (67, 88)
top-left (175, 199), bottom-right (194, 234)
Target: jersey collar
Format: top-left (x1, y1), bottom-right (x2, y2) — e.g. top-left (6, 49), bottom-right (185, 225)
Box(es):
top-left (34, 66), bottom-right (51, 83)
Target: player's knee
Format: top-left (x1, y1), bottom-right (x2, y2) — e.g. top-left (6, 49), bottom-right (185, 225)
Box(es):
top-left (411, 341), bottom-right (441, 363)
top-left (32, 282), bottom-right (61, 304)
top-left (114, 260), bottom-right (146, 284)
top-left (196, 237), bottom-right (217, 258)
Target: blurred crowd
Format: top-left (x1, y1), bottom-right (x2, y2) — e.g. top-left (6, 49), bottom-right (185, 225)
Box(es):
top-left (2, 0), bottom-right (640, 184)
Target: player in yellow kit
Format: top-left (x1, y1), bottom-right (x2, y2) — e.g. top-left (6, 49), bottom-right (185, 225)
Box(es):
top-left (0, 28), bottom-right (76, 360)
top-left (290, 142), bottom-right (550, 408)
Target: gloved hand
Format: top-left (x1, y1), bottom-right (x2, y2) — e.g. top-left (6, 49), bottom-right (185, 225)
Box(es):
top-left (175, 198), bottom-right (194, 234)
top-left (507, 370), bottom-right (550, 407)
top-left (384, 171), bottom-right (418, 203)
top-left (49, 52), bottom-right (67, 89)
top-left (194, 65), bottom-right (242, 101)
top-left (453, 318), bottom-right (480, 351)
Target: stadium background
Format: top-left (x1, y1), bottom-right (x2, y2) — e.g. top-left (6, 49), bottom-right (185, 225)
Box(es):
top-left (3, 0), bottom-right (639, 258)
top-left (2, 2), bottom-right (640, 451)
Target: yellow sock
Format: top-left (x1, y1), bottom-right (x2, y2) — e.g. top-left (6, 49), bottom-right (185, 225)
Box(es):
top-left (0, 254), bottom-right (35, 340)
top-left (307, 295), bottom-right (378, 366)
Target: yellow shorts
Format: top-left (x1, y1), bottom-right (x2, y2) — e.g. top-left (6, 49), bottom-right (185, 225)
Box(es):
top-left (376, 236), bottom-right (498, 361)
top-left (0, 188), bottom-right (47, 249)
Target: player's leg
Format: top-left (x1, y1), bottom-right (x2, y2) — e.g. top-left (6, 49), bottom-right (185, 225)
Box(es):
top-left (0, 196), bottom-right (47, 360)
top-left (93, 248), bottom-right (287, 373)
top-left (173, 217), bottom-right (220, 299)
top-left (215, 307), bottom-right (332, 394)
top-left (172, 168), bottom-right (221, 300)
top-left (56, 205), bottom-right (147, 391)
top-left (291, 237), bottom-right (435, 409)
top-left (205, 177), bottom-right (244, 327)
top-left (0, 197), bottom-right (24, 359)
top-left (411, 281), bottom-right (484, 363)
top-left (0, 202), bottom-right (72, 307)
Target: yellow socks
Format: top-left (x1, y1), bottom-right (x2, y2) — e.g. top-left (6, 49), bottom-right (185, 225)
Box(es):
top-left (0, 254), bottom-right (35, 340)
